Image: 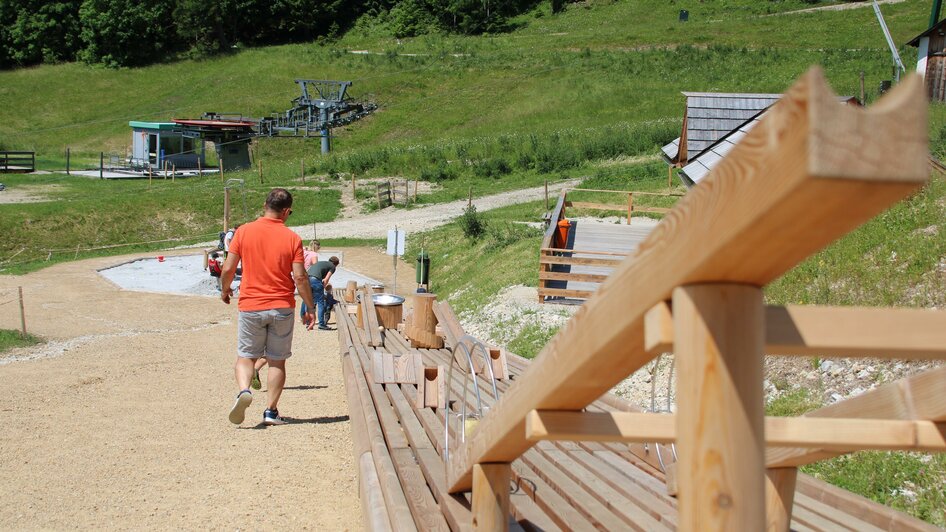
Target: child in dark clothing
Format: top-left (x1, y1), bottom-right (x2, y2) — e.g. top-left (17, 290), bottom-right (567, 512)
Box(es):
top-left (323, 284), bottom-right (338, 324)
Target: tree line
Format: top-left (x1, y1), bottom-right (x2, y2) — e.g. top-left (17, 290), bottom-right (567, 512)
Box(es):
top-left (0, 0), bottom-right (546, 69)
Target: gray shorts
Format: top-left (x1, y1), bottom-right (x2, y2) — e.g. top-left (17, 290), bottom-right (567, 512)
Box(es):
top-left (237, 308), bottom-right (295, 360)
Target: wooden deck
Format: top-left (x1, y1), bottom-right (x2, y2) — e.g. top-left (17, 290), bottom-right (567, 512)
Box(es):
top-left (337, 296), bottom-right (938, 531)
top-left (542, 221), bottom-right (654, 300)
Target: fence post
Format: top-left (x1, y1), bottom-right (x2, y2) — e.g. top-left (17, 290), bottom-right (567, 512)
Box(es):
top-left (674, 284), bottom-right (765, 531)
top-left (545, 179), bottom-right (549, 210)
top-left (197, 157), bottom-right (202, 176)
top-left (258, 158), bottom-right (263, 184)
top-left (99, 152), bottom-right (104, 179)
top-left (66, 148), bottom-right (70, 175)
top-left (224, 187), bottom-right (231, 232)
top-left (18, 286), bottom-right (26, 337)
top-left (468, 187), bottom-right (473, 208)
top-left (351, 173), bottom-right (356, 198)
top-left (414, 176), bottom-right (419, 202)
top-left (627, 193), bottom-right (633, 224)
top-left (219, 159), bottom-right (224, 182)
top-left (859, 70), bottom-right (866, 104)
top-left (301, 159), bottom-right (306, 185)
top-left (148, 165), bottom-right (153, 188)
top-left (405, 180), bottom-right (409, 205)
top-left (172, 164), bottom-right (176, 182)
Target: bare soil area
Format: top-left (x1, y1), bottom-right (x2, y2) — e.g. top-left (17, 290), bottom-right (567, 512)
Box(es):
top-left (0, 246), bottom-right (404, 529)
top-left (0, 184), bottom-right (63, 204)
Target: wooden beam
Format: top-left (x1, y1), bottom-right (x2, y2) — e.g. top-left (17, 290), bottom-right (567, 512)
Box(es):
top-left (538, 271), bottom-right (610, 284)
top-left (537, 255), bottom-right (623, 267)
top-left (766, 365), bottom-right (946, 467)
top-left (765, 468), bottom-right (797, 532)
top-left (536, 287), bottom-right (595, 299)
top-left (645, 303), bottom-right (946, 360)
top-left (472, 464), bottom-right (511, 531)
top-left (675, 284), bottom-right (765, 531)
top-left (525, 410), bottom-right (946, 453)
top-left (447, 69), bottom-right (929, 493)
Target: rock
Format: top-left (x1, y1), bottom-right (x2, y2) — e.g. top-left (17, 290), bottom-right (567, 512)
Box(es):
top-left (819, 360), bottom-right (834, 373)
top-left (830, 393), bottom-right (844, 403)
top-left (856, 369), bottom-right (870, 380)
top-left (829, 365), bottom-right (843, 377)
top-left (850, 387), bottom-right (865, 397)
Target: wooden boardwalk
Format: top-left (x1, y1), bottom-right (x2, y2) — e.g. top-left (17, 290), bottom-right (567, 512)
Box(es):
top-left (542, 221), bottom-right (654, 300)
top-left (337, 295), bottom-right (938, 531)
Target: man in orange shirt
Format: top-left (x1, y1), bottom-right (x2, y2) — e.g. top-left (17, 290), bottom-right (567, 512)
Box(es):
top-left (220, 188), bottom-right (315, 426)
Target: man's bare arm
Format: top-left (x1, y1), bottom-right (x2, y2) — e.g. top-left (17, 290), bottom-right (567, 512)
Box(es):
top-left (220, 251), bottom-right (240, 304)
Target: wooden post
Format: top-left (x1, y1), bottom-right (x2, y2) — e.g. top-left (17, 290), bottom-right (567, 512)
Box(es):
top-left (224, 187), bottom-right (231, 232)
top-left (472, 464), bottom-right (511, 531)
top-left (164, 161), bottom-right (168, 180)
top-left (172, 164), bottom-right (176, 182)
top-left (219, 159), bottom-right (224, 182)
top-left (258, 158), bottom-right (263, 184)
top-left (148, 165), bottom-right (152, 188)
top-left (674, 284), bottom-right (765, 531)
top-left (66, 148), bottom-right (70, 175)
top-left (17, 286), bottom-right (26, 337)
top-left (627, 193), bottom-right (633, 224)
top-left (468, 187), bottom-right (473, 208)
top-left (301, 159), bottom-right (306, 185)
top-left (406, 293), bottom-right (443, 349)
top-left (99, 152), bottom-right (104, 179)
top-left (668, 165), bottom-right (673, 190)
top-left (414, 176), bottom-right (419, 202)
top-left (197, 157), bottom-right (202, 176)
top-left (345, 280), bottom-right (358, 303)
top-left (544, 179), bottom-right (549, 210)
top-left (405, 180), bottom-right (409, 205)
top-left (765, 468), bottom-right (798, 532)
top-left (352, 173), bottom-right (356, 198)
top-left (859, 70), bottom-right (866, 104)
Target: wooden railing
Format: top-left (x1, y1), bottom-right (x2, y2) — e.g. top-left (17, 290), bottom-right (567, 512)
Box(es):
top-left (538, 187), bottom-right (680, 301)
top-left (448, 69), bottom-right (944, 532)
top-left (0, 151), bottom-right (35, 173)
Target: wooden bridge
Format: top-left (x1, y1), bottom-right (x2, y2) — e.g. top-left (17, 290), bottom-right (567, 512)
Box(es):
top-left (538, 188), bottom-right (678, 302)
top-left (339, 69), bottom-right (946, 531)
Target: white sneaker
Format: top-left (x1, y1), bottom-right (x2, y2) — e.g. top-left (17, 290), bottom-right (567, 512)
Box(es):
top-left (228, 390), bottom-right (253, 424)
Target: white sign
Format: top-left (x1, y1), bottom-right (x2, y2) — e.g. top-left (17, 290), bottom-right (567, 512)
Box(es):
top-left (386, 229), bottom-right (406, 256)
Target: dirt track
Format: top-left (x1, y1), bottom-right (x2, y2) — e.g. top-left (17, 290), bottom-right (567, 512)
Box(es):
top-left (0, 247), bottom-right (406, 529)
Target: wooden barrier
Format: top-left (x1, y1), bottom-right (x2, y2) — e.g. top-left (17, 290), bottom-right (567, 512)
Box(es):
top-left (0, 151), bottom-right (35, 173)
top-left (377, 181), bottom-right (393, 209)
top-left (447, 68), bottom-right (932, 532)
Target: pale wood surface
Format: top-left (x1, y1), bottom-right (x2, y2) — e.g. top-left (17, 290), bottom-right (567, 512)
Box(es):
top-left (675, 284), bottom-right (765, 531)
top-left (765, 468), bottom-right (798, 532)
top-left (472, 464), bottom-right (511, 531)
top-left (646, 304), bottom-right (946, 359)
top-left (447, 69), bottom-right (928, 493)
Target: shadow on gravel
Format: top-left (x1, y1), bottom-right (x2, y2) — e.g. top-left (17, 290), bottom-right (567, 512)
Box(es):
top-left (244, 415), bottom-right (350, 429)
top-left (283, 385), bottom-right (328, 391)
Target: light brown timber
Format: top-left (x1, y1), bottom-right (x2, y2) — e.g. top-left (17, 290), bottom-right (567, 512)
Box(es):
top-left (472, 464), bottom-right (511, 531)
top-left (765, 468), bottom-right (798, 532)
top-left (445, 69), bottom-right (929, 493)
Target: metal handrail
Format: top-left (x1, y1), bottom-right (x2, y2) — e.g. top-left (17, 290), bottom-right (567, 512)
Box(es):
top-left (443, 335), bottom-right (500, 463)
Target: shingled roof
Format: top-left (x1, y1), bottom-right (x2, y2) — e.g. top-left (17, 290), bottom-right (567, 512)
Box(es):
top-left (660, 92), bottom-right (782, 165)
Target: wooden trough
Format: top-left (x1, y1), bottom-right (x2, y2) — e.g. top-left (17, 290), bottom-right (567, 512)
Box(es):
top-left (338, 68), bottom-right (946, 531)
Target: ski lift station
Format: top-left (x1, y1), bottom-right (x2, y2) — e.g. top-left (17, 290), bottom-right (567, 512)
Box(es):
top-left (128, 121), bottom-right (206, 171)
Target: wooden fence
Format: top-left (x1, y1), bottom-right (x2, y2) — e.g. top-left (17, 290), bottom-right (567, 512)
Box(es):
top-left (538, 188), bottom-right (680, 301)
top-left (0, 151), bottom-right (35, 173)
top-left (448, 69), bottom-right (944, 531)
top-left (377, 179), bottom-right (417, 208)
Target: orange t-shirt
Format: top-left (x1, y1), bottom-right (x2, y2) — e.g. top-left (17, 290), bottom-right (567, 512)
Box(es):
top-left (229, 216), bottom-right (304, 312)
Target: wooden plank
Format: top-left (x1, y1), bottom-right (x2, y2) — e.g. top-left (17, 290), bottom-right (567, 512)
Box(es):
top-left (432, 302), bottom-right (463, 349)
top-left (541, 192), bottom-right (568, 249)
top-left (384, 352), bottom-right (396, 383)
top-left (645, 304), bottom-right (946, 360)
top-left (525, 410), bottom-right (946, 452)
top-left (540, 248), bottom-right (628, 257)
top-left (537, 287), bottom-right (595, 299)
top-left (537, 255), bottom-right (622, 267)
top-left (766, 366), bottom-right (946, 467)
top-left (446, 70), bottom-right (929, 492)
top-left (567, 201), bottom-right (628, 211)
top-left (391, 448), bottom-right (451, 532)
top-left (361, 287), bottom-right (384, 347)
top-left (793, 493), bottom-right (885, 532)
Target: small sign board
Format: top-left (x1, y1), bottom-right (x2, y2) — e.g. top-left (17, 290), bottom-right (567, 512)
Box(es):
top-left (387, 228), bottom-right (406, 256)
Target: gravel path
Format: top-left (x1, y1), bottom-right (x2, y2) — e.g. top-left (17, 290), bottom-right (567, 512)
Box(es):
top-left (292, 179), bottom-right (578, 241)
top-left (0, 248), bottom-right (412, 529)
top-left (765, 0), bottom-right (905, 16)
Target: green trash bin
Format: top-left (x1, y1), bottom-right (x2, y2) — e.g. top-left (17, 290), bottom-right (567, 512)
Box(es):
top-left (416, 251), bottom-right (430, 286)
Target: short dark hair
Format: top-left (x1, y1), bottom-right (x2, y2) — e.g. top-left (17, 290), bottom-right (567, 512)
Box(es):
top-left (329, 256), bottom-right (340, 265)
top-left (265, 188), bottom-right (293, 212)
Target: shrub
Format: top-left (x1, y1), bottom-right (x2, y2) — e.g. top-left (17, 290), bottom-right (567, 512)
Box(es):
top-left (420, 162), bottom-right (456, 182)
top-left (486, 222), bottom-right (540, 248)
top-left (472, 157), bottom-right (511, 179)
top-left (458, 205), bottom-right (487, 240)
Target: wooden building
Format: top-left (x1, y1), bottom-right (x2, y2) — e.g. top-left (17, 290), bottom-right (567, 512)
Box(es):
top-left (908, 18), bottom-right (946, 101)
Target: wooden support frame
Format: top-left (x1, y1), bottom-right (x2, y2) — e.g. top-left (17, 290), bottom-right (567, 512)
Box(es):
top-left (523, 410), bottom-right (946, 453)
top-left (645, 301), bottom-right (946, 359)
top-left (447, 69), bottom-right (929, 493)
top-left (472, 463), bottom-right (511, 531)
